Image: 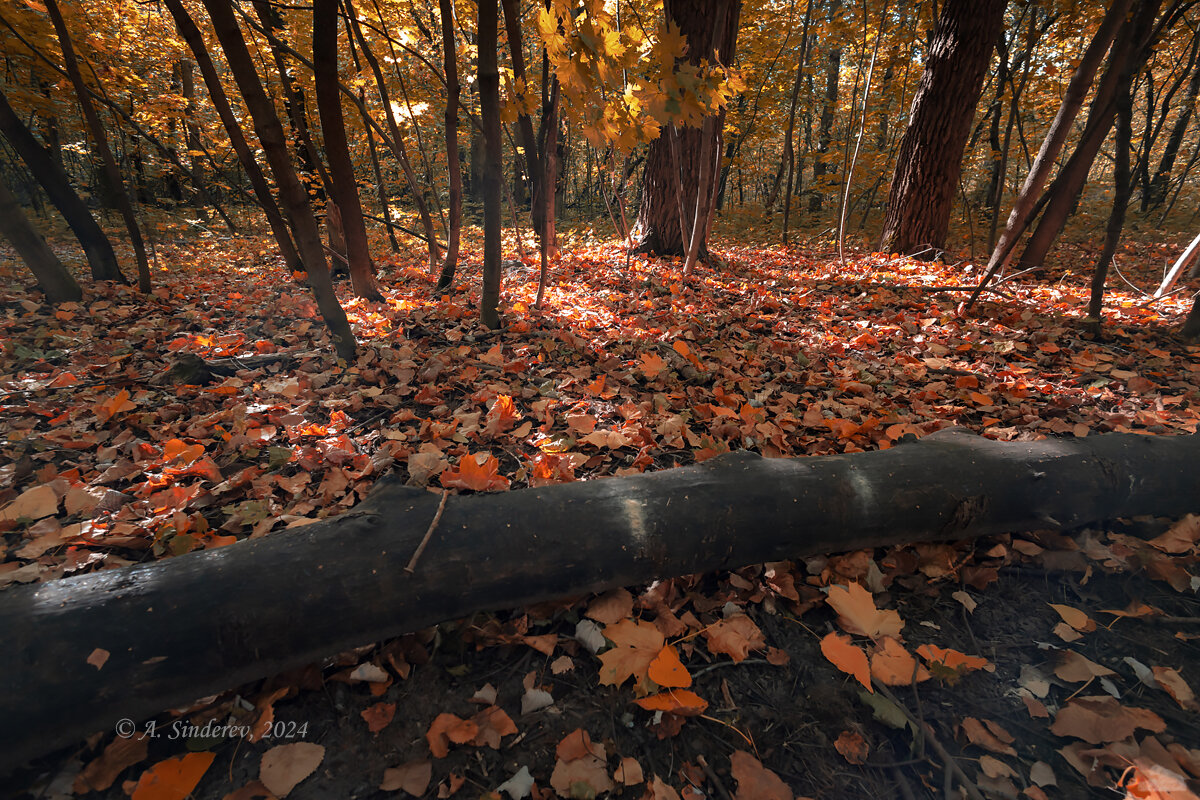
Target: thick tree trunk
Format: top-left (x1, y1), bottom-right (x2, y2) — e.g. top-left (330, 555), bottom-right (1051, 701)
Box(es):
top-left (164, 0), bottom-right (302, 276)
top-left (436, 0), bottom-right (463, 290)
top-left (201, 0), bottom-right (356, 360)
top-left (0, 174), bottom-right (82, 303)
top-left (634, 0), bottom-right (741, 258)
top-left (0, 87), bottom-right (125, 284)
top-left (45, 0), bottom-right (152, 293)
top-left (3, 429), bottom-right (1200, 774)
top-left (479, 0), bottom-right (503, 329)
top-left (879, 0), bottom-right (1008, 256)
top-left (313, 0), bottom-right (383, 301)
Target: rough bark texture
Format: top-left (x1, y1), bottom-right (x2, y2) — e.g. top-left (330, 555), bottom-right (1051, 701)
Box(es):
top-left (635, 0), bottom-right (741, 258)
top-left (436, 0), bottom-right (463, 290)
top-left (313, 0), bottom-right (382, 301)
top-left (0, 87), bottom-right (125, 283)
top-left (2, 429), bottom-right (1199, 774)
top-left (879, 0), bottom-right (1008, 256)
top-left (479, 0), bottom-right (503, 329)
top-left (0, 174), bottom-right (82, 303)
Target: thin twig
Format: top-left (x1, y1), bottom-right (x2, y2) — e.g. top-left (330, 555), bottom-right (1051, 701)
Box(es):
top-left (874, 681), bottom-right (984, 800)
top-left (404, 489), bottom-right (449, 574)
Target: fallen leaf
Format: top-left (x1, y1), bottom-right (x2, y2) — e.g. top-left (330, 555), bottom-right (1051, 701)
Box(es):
top-left (380, 760), bottom-right (432, 795)
top-left (131, 752), bottom-right (216, 800)
top-left (729, 750), bottom-right (792, 800)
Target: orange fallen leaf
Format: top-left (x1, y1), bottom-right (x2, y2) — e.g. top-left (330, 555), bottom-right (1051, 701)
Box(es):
top-left (380, 760), bottom-right (432, 794)
top-left (820, 632), bottom-right (872, 692)
top-left (647, 644), bottom-right (691, 688)
top-left (834, 731), bottom-right (869, 765)
top-left (361, 702), bottom-right (396, 734)
top-left (439, 452), bottom-right (510, 492)
top-left (131, 752), bottom-right (216, 800)
top-left (634, 688), bottom-right (708, 715)
top-left (826, 582), bottom-right (903, 640)
top-left (259, 743), bottom-right (323, 798)
top-left (729, 750), bottom-right (793, 800)
top-left (702, 614), bottom-right (765, 663)
top-left (426, 713), bottom-right (479, 758)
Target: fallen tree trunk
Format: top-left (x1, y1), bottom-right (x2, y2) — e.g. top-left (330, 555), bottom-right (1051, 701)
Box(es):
top-left (3, 429), bottom-right (1199, 772)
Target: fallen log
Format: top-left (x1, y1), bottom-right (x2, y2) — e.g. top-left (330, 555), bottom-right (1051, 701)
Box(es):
top-left (3, 428), bottom-right (1199, 773)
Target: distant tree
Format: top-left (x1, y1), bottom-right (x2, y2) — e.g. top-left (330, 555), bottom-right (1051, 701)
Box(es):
top-left (0, 87), bottom-right (125, 284)
top-left (0, 175), bottom-right (82, 304)
top-left (435, 0), bottom-right (463, 291)
top-left (878, 0), bottom-right (1008, 256)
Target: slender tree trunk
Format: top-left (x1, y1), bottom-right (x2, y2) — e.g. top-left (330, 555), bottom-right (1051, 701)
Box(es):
top-left (479, 0), bottom-right (503, 329)
top-left (436, 0), bottom-right (463, 290)
top-left (179, 59), bottom-right (203, 189)
top-left (1017, 0), bottom-right (1160, 271)
top-left (251, 0), bottom-right (328, 200)
top-left (634, 0), bottom-right (741, 258)
top-left (200, 0), bottom-right (356, 360)
top-left (1087, 77), bottom-right (1136, 324)
top-left (1147, 33), bottom-right (1200, 208)
top-left (343, 0), bottom-right (441, 271)
top-left (879, 0), bottom-right (1008, 256)
top-left (0, 174), bottom-right (82, 303)
top-left (361, 91), bottom-right (399, 253)
top-left (0, 87), bottom-right (124, 283)
top-left (45, 0), bottom-right (151, 292)
top-left (501, 0), bottom-right (544, 236)
top-left (964, 0), bottom-right (1134, 310)
top-left (164, 0), bottom-right (302, 276)
top-left (536, 81), bottom-right (560, 307)
top-left (313, 0), bottom-right (382, 301)
top-left (810, 0), bottom-right (843, 215)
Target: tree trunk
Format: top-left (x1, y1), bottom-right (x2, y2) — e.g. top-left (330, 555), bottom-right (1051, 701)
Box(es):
top-left (810, 0), bottom-right (843, 215)
top-left (313, 0), bottom-right (382, 301)
top-left (200, 0), bottom-right (356, 360)
top-left (1088, 80), bottom-right (1136, 324)
top-left (436, 0), bottom-right (463, 290)
top-left (3, 428), bottom-right (1199, 774)
top-left (46, 0), bottom-right (151, 290)
top-left (879, 0), bottom-right (1008, 256)
top-left (479, 0), bottom-right (503, 329)
top-left (0, 174), bottom-right (82, 303)
top-left (0, 87), bottom-right (125, 284)
top-left (1146, 32), bottom-right (1200, 209)
top-left (164, 0), bottom-right (303, 276)
top-left (501, 0), bottom-right (544, 236)
top-left (1017, 0), bottom-right (1160, 271)
top-left (634, 0), bottom-right (741, 258)
top-left (963, 0), bottom-right (1135, 310)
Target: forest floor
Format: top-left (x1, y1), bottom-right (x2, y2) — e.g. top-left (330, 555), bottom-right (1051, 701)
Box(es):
top-left (2, 218), bottom-right (1199, 800)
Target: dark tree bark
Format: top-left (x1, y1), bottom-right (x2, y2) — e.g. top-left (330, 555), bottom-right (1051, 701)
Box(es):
top-left (1183, 296), bottom-right (1200, 340)
top-left (1146, 32), bottom-right (1200, 209)
top-left (1087, 80), bottom-right (1136, 324)
top-left (436, 0), bottom-right (463, 290)
top-left (200, 0), bottom-right (356, 360)
top-left (45, 0), bottom-right (151, 290)
top-left (313, 0), bottom-right (383, 301)
top-left (1016, 0), bottom-right (1162, 271)
top-left (634, 0), bottom-right (741, 258)
top-left (2, 429), bottom-right (1199, 774)
top-left (879, 0), bottom-right (1008, 256)
top-left (164, 0), bottom-right (303, 276)
top-left (479, 0), bottom-right (503, 329)
top-left (0, 174), bottom-right (82, 303)
top-left (963, 0), bottom-right (1133, 311)
top-left (0, 87), bottom-right (125, 284)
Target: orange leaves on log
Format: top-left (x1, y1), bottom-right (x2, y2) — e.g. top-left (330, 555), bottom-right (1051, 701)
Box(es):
top-left (439, 452), bottom-right (510, 492)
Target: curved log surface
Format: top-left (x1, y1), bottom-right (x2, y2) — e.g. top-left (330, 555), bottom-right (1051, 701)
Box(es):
top-left (2, 428), bottom-right (1198, 773)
